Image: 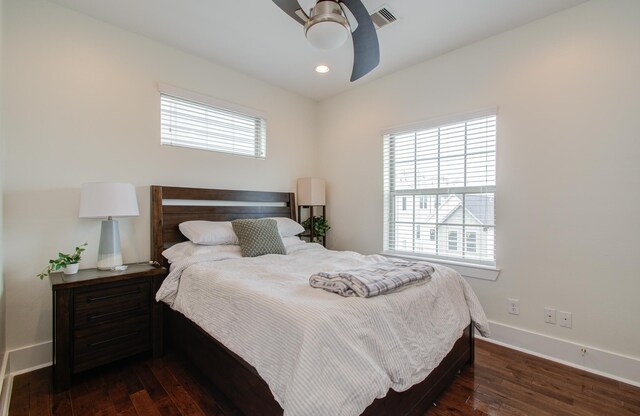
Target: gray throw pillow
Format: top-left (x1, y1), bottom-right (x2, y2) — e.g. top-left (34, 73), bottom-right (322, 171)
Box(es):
top-left (231, 218), bottom-right (287, 257)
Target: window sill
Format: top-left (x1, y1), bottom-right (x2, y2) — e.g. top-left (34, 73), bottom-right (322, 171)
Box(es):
top-left (382, 251), bottom-right (500, 281)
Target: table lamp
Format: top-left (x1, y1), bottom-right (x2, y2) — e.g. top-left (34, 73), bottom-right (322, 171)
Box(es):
top-left (297, 177), bottom-right (326, 206)
top-left (79, 182), bottom-right (139, 270)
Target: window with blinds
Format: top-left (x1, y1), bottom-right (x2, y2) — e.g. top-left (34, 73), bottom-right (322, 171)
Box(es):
top-left (383, 112), bottom-right (496, 266)
top-left (160, 85), bottom-right (266, 158)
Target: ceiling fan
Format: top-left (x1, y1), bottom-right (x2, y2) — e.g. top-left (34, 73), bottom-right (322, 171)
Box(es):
top-left (273, 0), bottom-right (380, 82)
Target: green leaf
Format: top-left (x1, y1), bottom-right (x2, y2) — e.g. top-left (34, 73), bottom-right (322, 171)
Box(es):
top-left (38, 242), bottom-right (88, 280)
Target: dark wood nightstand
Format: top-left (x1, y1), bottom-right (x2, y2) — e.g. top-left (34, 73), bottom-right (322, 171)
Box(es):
top-left (50, 263), bottom-right (167, 392)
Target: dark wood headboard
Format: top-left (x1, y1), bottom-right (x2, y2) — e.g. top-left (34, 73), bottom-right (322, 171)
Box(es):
top-left (150, 186), bottom-right (297, 265)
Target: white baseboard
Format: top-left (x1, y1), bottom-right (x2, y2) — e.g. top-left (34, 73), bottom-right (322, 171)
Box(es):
top-left (480, 320), bottom-right (640, 388)
top-left (8, 341), bottom-right (52, 376)
top-left (0, 341), bottom-right (53, 416)
top-left (0, 352), bottom-right (9, 416)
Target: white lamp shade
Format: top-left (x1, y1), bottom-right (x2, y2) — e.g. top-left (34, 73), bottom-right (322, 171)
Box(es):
top-left (79, 182), bottom-right (140, 218)
top-left (297, 178), bottom-right (326, 206)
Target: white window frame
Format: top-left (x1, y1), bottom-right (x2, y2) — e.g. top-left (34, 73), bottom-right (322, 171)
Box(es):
top-left (158, 83), bottom-right (267, 159)
top-left (382, 108), bottom-right (500, 279)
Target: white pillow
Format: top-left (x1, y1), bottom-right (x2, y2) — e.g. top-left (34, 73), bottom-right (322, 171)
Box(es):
top-left (269, 217), bottom-right (305, 237)
top-left (163, 237), bottom-right (304, 263)
top-left (162, 241), bottom-right (241, 263)
top-left (179, 221), bottom-right (240, 245)
top-left (282, 236), bottom-right (306, 250)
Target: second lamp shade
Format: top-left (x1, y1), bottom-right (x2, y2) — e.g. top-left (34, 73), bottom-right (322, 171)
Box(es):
top-left (297, 178), bottom-right (326, 206)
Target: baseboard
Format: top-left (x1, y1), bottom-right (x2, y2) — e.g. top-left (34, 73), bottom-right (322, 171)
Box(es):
top-left (480, 320), bottom-right (640, 387)
top-left (0, 352), bottom-right (9, 416)
top-left (0, 341), bottom-right (53, 415)
top-left (7, 341), bottom-right (52, 376)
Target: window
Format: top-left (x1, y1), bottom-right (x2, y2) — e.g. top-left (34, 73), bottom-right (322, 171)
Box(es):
top-left (383, 111), bottom-right (496, 266)
top-left (448, 231), bottom-right (458, 251)
top-left (159, 84), bottom-right (267, 158)
top-left (416, 224), bottom-right (421, 239)
top-left (466, 231), bottom-right (477, 253)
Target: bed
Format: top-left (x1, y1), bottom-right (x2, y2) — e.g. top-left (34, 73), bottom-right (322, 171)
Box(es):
top-left (150, 185), bottom-right (488, 416)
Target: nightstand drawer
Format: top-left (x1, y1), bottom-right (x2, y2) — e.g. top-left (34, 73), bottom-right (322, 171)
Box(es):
top-left (74, 280), bottom-right (150, 328)
top-left (73, 314), bottom-right (151, 373)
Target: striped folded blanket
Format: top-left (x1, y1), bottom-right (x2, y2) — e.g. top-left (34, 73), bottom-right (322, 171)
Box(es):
top-left (309, 260), bottom-right (435, 298)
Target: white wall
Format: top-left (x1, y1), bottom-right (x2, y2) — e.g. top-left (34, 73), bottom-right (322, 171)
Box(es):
top-left (2, 0), bottom-right (317, 351)
top-left (317, 0), bottom-right (640, 359)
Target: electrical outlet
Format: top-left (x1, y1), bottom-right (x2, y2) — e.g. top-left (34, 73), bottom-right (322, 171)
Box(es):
top-left (559, 311), bottom-right (572, 328)
top-left (544, 307), bottom-right (556, 324)
top-left (507, 298), bottom-right (520, 315)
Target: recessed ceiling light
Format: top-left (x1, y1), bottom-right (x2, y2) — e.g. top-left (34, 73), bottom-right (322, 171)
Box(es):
top-left (315, 65), bottom-right (331, 74)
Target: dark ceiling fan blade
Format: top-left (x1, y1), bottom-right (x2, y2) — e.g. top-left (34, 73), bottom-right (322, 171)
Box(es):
top-left (272, 0), bottom-right (307, 25)
top-left (340, 0), bottom-right (380, 82)
top-left (340, 0), bottom-right (380, 81)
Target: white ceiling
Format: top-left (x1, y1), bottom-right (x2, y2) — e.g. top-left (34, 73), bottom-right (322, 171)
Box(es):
top-left (49, 0), bottom-right (587, 101)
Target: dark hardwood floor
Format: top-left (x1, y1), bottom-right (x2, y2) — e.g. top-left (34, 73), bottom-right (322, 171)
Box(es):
top-left (9, 339), bottom-right (640, 415)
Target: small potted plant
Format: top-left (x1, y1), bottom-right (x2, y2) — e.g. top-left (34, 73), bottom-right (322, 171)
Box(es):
top-left (37, 242), bottom-right (87, 279)
top-left (302, 216), bottom-right (330, 243)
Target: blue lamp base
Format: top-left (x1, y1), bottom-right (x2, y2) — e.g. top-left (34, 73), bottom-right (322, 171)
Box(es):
top-left (97, 219), bottom-right (123, 270)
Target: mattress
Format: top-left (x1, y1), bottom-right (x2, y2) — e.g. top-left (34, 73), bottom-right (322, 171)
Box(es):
top-left (156, 243), bottom-right (489, 416)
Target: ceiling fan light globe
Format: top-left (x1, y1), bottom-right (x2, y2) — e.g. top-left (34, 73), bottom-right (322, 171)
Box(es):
top-left (306, 21), bottom-right (349, 50)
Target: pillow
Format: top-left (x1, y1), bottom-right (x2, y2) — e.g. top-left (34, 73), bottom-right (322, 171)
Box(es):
top-left (232, 218), bottom-right (286, 257)
top-left (282, 236), bottom-right (306, 249)
top-left (268, 217), bottom-right (305, 237)
top-left (162, 241), bottom-right (241, 263)
top-left (179, 221), bottom-right (239, 245)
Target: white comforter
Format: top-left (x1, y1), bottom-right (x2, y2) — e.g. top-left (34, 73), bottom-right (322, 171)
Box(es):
top-left (156, 243), bottom-right (489, 416)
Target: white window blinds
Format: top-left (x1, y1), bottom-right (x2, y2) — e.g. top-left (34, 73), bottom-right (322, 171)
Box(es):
top-left (160, 85), bottom-right (266, 158)
top-left (383, 112), bottom-right (496, 266)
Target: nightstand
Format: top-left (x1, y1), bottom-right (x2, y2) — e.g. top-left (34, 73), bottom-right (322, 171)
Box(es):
top-left (50, 263), bottom-right (167, 392)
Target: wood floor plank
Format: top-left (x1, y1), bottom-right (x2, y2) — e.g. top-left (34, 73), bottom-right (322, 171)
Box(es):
top-left (155, 397), bottom-right (184, 416)
top-left (162, 356), bottom-right (229, 416)
top-left (28, 378), bottom-right (50, 416)
top-left (129, 390), bottom-right (162, 416)
top-left (9, 342), bottom-right (640, 416)
top-left (106, 382), bottom-right (135, 415)
top-left (51, 391), bottom-right (73, 416)
top-left (148, 359), bottom-right (207, 416)
top-left (67, 368), bottom-right (115, 415)
top-left (8, 371), bottom-right (30, 416)
top-left (102, 366), bottom-right (137, 414)
top-left (133, 362), bottom-right (170, 404)
top-left (117, 410), bottom-right (139, 416)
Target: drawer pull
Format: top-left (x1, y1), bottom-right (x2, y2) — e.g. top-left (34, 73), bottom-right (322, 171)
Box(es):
top-left (87, 288), bottom-right (141, 302)
top-left (87, 305), bottom-right (141, 321)
top-left (88, 331), bottom-right (140, 348)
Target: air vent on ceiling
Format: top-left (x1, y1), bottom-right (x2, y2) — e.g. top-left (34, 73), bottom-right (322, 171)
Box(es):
top-left (370, 5), bottom-right (398, 30)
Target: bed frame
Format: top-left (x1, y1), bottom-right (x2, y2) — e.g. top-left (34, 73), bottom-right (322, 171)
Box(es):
top-left (150, 185), bottom-right (474, 416)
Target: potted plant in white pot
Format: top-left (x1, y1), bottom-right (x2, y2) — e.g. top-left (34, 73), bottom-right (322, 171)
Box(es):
top-left (37, 242), bottom-right (87, 279)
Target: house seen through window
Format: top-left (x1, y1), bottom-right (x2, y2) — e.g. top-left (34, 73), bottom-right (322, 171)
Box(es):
top-left (383, 112), bottom-right (496, 266)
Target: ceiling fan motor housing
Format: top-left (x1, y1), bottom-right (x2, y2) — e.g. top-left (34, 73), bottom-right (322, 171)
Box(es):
top-left (304, 0), bottom-right (350, 50)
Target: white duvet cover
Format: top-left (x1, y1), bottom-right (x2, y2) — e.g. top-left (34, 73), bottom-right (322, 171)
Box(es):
top-left (156, 243), bottom-right (489, 416)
